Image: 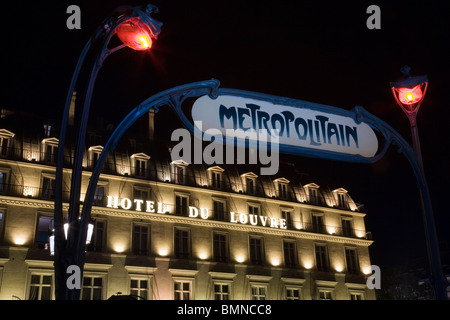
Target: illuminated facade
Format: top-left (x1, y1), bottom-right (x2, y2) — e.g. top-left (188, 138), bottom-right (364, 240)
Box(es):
top-left (0, 110), bottom-right (375, 300)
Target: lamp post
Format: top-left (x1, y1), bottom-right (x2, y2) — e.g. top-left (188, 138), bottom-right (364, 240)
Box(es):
top-left (54, 4), bottom-right (162, 300)
top-left (390, 67), bottom-right (448, 300)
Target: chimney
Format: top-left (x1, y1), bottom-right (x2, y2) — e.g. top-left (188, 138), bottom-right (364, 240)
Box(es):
top-left (69, 91), bottom-right (76, 127)
top-left (149, 108), bottom-right (155, 142)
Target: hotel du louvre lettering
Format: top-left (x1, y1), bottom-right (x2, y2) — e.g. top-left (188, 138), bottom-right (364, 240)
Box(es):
top-left (191, 94), bottom-right (379, 159)
top-left (106, 196), bottom-right (287, 229)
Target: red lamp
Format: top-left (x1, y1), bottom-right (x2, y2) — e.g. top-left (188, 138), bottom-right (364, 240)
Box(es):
top-left (115, 17), bottom-right (154, 50)
top-left (390, 74), bottom-right (428, 115)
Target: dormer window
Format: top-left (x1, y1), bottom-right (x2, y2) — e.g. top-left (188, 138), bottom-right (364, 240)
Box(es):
top-left (171, 160), bottom-right (188, 184)
top-left (241, 172), bottom-right (258, 195)
top-left (42, 138), bottom-right (59, 164)
top-left (131, 153), bottom-right (150, 177)
top-left (332, 188), bottom-right (350, 210)
top-left (207, 166), bottom-right (224, 189)
top-left (43, 124), bottom-right (52, 138)
top-left (0, 129), bottom-right (14, 157)
top-left (304, 183), bottom-right (320, 205)
top-left (88, 146), bottom-right (103, 169)
top-left (274, 177), bottom-right (290, 199)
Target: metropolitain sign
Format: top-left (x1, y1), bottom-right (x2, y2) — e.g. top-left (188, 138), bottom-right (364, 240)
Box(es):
top-left (106, 196), bottom-right (287, 229)
top-left (191, 93), bottom-right (379, 161)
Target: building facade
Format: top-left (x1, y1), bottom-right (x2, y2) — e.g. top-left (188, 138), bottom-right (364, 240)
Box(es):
top-left (0, 110), bottom-right (375, 300)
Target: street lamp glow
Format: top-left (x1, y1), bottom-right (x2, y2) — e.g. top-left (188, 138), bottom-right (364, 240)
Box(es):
top-left (116, 17), bottom-right (154, 50)
top-left (396, 84), bottom-right (424, 106)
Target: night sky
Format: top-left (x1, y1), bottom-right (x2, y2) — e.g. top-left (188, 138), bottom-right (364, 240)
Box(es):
top-left (2, 0), bottom-right (450, 283)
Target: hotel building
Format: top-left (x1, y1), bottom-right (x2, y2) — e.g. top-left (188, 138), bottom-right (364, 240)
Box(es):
top-left (0, 106), bottom-right (375, 300)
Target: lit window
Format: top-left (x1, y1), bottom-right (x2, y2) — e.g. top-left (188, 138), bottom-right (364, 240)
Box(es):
top-left (81, 276), bottom-right (103, 300)
top-left (319, 290), bottom-right (333, 300)
top-left (28, 274), bottom-right (52, 300)
top-left (350, 292), bottom-right (364, 300)
top-left (251, 285), bottom-right (266, 300)
top-left (130, 279), bottom-right (149, 300)
top-left (174, 280), bottom-right (191, 300)
top-left (286, 287), bottom-right (301, 300)
top-left (214, 283), bottom-right (230, 300)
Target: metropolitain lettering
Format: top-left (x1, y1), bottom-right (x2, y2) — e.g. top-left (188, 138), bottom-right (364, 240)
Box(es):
top-left (219, 103), bottom-right (359, 148)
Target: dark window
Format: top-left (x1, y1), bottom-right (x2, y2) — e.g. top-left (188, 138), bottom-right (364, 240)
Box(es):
top-left (132, 225), bottom-right (149, 255)
top-left (283, 240), bottom-right (297, 268)
top-left (315, 244), bottom-right (329, 272)
top-left (176, 195), bottom-right (188, 216)
top-left (213, 233), bottom-right (228, 262)
top-left (174, 229), bottom-right (190, 259)
top-left (249, 236), bottom-right (264, 265)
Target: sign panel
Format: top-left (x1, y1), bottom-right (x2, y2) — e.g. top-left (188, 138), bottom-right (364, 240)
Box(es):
top-left (192, 94), bottom-right (378, 158)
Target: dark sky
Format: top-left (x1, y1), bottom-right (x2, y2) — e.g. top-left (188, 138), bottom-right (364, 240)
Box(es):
top-left (2, 0), bottom-right (450, 277)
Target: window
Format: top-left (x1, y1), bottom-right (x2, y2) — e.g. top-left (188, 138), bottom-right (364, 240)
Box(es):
top-left (246, 177), bottom-right (255, 194)
top-left (134, 186), bottom-right (151, 202)
top-left (175, 194), bottom-right (189, 216)
top-left (88, 220), bottom-right (106, 252)
top-left (345, 248), bottom-right (360, 274)
top-left (43, 124), bottom-right (52, 137)
top-left (251, 285), bottom-right (266, 300)
top-left (312, 213), bottom-right (326, 234)
top-left (131, 154), bottom-right (150, 177)
top-left (130, 278), bottom-right (149, 300)
top-left (213, 199), bottom-right (226, 221)
top-left (214, 283), bottom-right (230, 300)
top-left (174, 280), bottom-right (191, 300)
top-left (283, 240), bottom-right (297, 268)
top-left (319, 290), bottom-right (333, 300)
top-left (88, 146), bottom-right (103, 169)
top-left (341, 218), bottom-right (353, 237)
top-left (0, 129), bottom-right (14, 157)
top-left (93, 185), bottom-right (105, 206)
top-left (0, 212), bottom-right (3, 240)
top-left (338, 193), bottom-right (346, 208)
top-left (281, 209), bottom-right (293, 229)
top-left (248, 204), bottom-right (260, 216)
top-left (249, 236), bottom-right (264, 265)
top-left (280, 183), bottom-right (288, 199)
top-left (41, 176), bottom-right (55, 200)
top-left (36, 215), bottom-right (53, 249)
top-left (174, 228), bottom-right (190, 259)
top-left (286, 287), bottom-right (301, 300)
top-left (213, 232), bottom-right (228, 262)
top-left (308, 187), bottom-right (318, 204)
top-left (0, 136), bottom-right (10, 157)
top-left (81, 276), bottom-right (103, 300)
top-left (0, 171), bottom-right (6, 195)
top-left (44, 144), bottom-right (57, 163)
top-left (132, 224), bottom-right (150, 255)
top-left (28, 274), bottom-right (52, 300)
top-left (315, 244), bottom-right (329, 272)
top-left (350, 292), bottom-right (364, 300)
top-left (175, 166), bottom-right (184, 184)
top-left (212, 171), bottom-right (221, 188)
